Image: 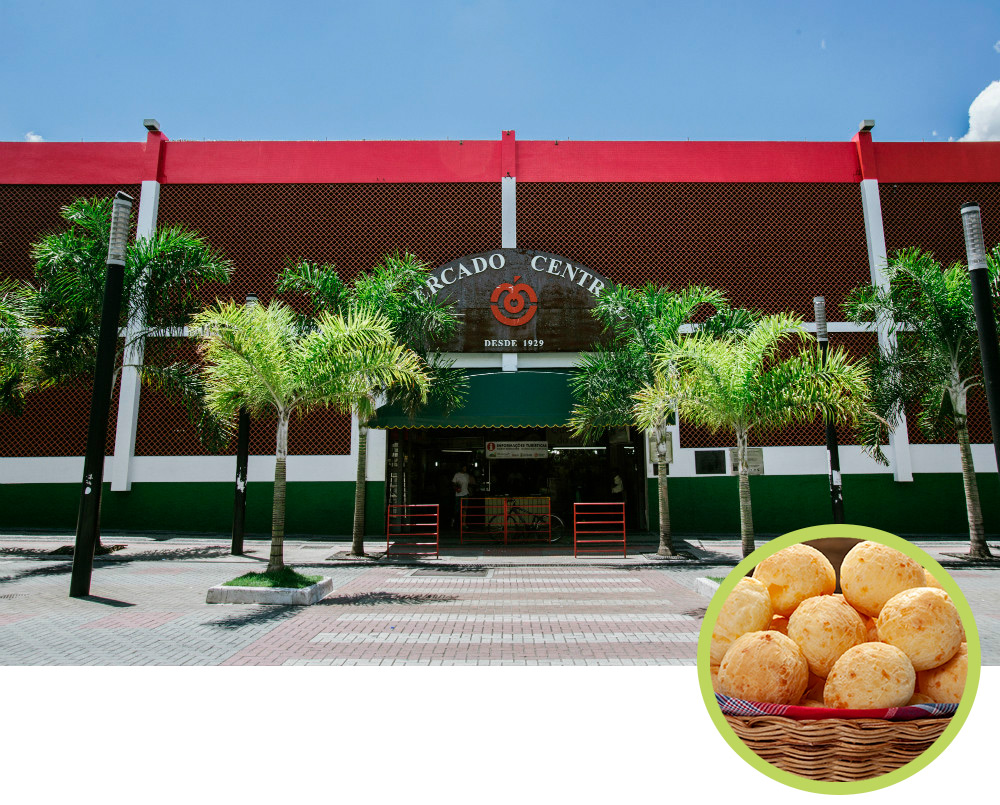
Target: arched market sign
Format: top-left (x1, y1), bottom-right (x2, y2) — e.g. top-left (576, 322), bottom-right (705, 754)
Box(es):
top-left (417, 248), bottom-right (614, 353)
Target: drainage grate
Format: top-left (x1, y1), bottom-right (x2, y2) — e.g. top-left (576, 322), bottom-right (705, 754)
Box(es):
top-left (0, 593), bottom-right (29, 599)
top-left (410, 567), bottom-right (489, 577)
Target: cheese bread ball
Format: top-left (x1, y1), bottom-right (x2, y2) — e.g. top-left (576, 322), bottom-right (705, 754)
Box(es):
top-left (788, 595), bottom-right (867, 677)
top-left (917, 643), bottom-right (968, 704)
top-left (710, 664), bottom-right (722, 693)
top-left (752, 544), bottom-right (836, 617)
top-left (923, 569), bottom-right (944, 590)
top-left (840, 541), bottom-right (925, 617)
top-left (718, 631), bottom-right (809, 705)
top-left (908, 692), bottom-right (935, 706)
top-left (710, 577), bottom-right (774, 665)
top-left (877, 588), bottom-right (963, 671)
top-left (862, 614), bottom-right (879, 643)
top-left (825, 643), bottom-right (916, 709)
top-left (799, 699), bottom-right (825, 708)
top-left (769, 615), bottom-right (790, 635)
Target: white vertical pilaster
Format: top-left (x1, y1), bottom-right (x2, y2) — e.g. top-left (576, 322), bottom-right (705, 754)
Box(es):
top-left (860, 178), bottom-right (913, 482)
top-left (111, 179), bottom-right (160, 491)
top-left (501, 176), bottom-right (516, 248)
top-left (501, 173), bottom-right (517, 371)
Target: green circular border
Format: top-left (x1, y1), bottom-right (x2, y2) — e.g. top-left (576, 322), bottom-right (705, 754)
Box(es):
top-left (697, 524), bottom-right (982, 796)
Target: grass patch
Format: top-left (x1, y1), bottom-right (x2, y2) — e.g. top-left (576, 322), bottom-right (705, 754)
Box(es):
top-left (224, 567), bottom-right (323, 589)
top-left (48, 544), bottom-right (127, 556)
top-left (707, 576), bottom-right (726, 584)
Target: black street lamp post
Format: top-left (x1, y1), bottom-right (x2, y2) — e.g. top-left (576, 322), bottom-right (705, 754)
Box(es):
top-left (814, 296), bottom-right (845, 524)
top-left (960, 203), bottom-right (1000, 476)
top-left (70, 191), bottom-right (134, 597)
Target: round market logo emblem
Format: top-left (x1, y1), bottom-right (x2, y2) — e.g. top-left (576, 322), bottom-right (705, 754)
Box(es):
top-left (490, 276), bottom-right (538, 326)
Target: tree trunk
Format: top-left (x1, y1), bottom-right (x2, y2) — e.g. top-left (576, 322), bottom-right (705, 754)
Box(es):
top-left (267, 410), bottom-right (289, 573)
top-left (956, 414), bottom-right (992, 559)
top-left (656, 434), bottom-right (675, 556)
top-left (736, 430), bottom-right (755, 558)
top-left (350, 420), bottom-right (368, 557)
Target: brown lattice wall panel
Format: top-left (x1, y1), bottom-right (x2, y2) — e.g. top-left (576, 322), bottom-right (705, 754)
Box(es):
top-left (677, 330), bottom-right (877, 449)
top-left (904, 387), bottom-right (991, 446)
top-left (137, 183), bottom-right (498, 456)
top-left (133, 338), bottom-right (353, 456)
top-left (157, 183), bottom-right (501, 308)
top-left (880, 183), bottom-right (1000, 268)
top-left (518, 182), bottom-right (870, 319)
top-left (0, 186), bottom-right (137, 457)
top-left (880, 183), bottom-right (999, 445)
top-left (0, 374), bottom-right (120, 458)
top-left (0, 184), bottom-right (141, 283)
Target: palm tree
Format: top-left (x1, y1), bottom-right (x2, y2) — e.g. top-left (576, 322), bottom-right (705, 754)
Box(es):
top-left (28, 196), bottom-right (233, 441)
top-left (278, 253), bottom-right (463, 556)
top-left (191, 300), bottom-right (429, 572)
top-left (846, 247), bottom-right (1000, 559)
top-left (635, 313), bottom-right (870, 557)
top-left (568, 283), bottom-right (726, 557)
top-left (0, 280), bottom-right (40, 415)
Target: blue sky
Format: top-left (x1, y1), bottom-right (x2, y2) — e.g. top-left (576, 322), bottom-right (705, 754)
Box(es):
top-left (3, 0), bottom-right (1000, 143)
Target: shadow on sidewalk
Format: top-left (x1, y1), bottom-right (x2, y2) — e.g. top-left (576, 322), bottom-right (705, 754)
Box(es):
top-left (318, 592), bottom-right (460, 607)
top-left (0, 546), bottom-right (236, 586)
top-left (203, 605), bottom-right (299, 630)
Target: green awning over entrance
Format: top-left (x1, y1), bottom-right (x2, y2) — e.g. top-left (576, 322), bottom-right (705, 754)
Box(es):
top-left (372, 370), bottom-right (576, 429)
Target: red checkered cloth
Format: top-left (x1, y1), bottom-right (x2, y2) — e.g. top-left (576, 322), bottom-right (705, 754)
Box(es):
top-left (716, 693), bottom-right (957, 721)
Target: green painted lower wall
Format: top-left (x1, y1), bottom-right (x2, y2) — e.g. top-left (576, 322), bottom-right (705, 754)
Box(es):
top-left (3, 473), bottom-right (997, 539)
top-left (646, 473), bottom-right (1000, 538)
top-left (0, 481), bottom-right (387, 538)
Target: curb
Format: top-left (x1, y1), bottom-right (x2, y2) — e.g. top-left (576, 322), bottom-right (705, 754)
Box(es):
top-left (694, 576), bottom-right (721, 599)
top-left (206, 577), bottom-right (335, 605)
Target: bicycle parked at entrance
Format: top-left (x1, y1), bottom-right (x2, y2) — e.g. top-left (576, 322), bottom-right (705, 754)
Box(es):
top-left (460, 496), bottom-right (565, 544)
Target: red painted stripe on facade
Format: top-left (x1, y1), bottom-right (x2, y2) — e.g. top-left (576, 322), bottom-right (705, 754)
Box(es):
top-left (158, 141), bottom-right (501, 183)
top-left (515, 141), bottom-right (864, 182)
top-left (853, 131), bottom-right (878, 180)
top-left (502, 130), bottom-right (516, 178)
top-left (144, 131), bottom-right (169, 182)
top-left (4, 138), bottom-right (1000, 185)
top-left (874, 143), bottom-right (1000, 183)
top-left (0, 143), bottom-right (145, 184)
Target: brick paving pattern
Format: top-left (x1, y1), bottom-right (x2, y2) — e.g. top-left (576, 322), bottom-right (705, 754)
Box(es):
top-left (0, 536), bottom-right (997, 666)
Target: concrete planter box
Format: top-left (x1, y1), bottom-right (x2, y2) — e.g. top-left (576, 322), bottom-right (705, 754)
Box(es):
top-left (207, 576), bottom-right (334, 605)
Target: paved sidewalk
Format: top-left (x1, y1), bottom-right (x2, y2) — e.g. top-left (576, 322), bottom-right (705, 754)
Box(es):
top-left (1, 532), bottom-right (997, 665)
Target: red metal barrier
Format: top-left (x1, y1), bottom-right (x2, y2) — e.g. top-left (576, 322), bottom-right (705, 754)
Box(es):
top-left (504, 496), bottom-right (552, 544)
top-left (460, 497), bottom-right (506, 544)
top-left (386, 503), bottom-right (439, 558)
top-left (573, 502), bottom-right (626, 558)
top-left (460, 496), bottom-right (554, 545)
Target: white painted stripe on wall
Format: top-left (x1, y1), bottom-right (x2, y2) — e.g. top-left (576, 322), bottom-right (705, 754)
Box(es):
top-left (646, 443), bottom-right (998, 478)
top-left (3, 442), bottom-right (995, 485)
top-left (0, 454), bottom-right (361, 484)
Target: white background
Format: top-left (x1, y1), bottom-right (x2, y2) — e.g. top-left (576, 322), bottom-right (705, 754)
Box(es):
top-left (4, 666), bottom-right (994, 803)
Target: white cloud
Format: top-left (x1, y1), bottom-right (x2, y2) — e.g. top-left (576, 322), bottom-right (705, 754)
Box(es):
top-left (960, 80), bottom-right (1000, 141)
top-left (24, 131), bottom-right (44, 142)
top-left (820, 39), bottom-right (826, 50)
top-left (994, 40), bottom-right (1000, 53)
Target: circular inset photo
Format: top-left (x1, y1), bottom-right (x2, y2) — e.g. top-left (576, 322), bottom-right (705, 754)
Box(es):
top-left (697, 524), bottom-right (980, 795)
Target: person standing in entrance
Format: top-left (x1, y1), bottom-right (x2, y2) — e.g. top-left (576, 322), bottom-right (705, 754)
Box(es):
top-left (452, 465), bottom-right (476, 529)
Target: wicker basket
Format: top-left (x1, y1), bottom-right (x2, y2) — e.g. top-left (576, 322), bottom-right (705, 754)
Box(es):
top-left (725, 715), bottom-right (951, 782)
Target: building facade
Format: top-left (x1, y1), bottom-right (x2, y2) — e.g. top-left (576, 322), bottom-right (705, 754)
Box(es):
top-left (2, 125), bottom-right (999, 538)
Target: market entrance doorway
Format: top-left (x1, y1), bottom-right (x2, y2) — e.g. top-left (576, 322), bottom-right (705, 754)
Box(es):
top-left (384, 426), bottom-right (647, 536)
